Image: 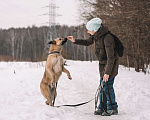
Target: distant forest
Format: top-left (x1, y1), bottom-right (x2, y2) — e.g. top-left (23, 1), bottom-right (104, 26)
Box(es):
top-left (0, 25), bottom-right (96, 61)
top-left (0, 0), bottom-right (150, 73)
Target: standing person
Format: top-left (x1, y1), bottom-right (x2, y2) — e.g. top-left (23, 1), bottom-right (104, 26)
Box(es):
top-left (67, 18), bottom-right (119, 116)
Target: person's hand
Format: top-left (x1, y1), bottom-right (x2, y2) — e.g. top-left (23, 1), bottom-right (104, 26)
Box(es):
top-left (103, 74), bottom-right (109, 82)
top-left (67, 36), bottom-right (75, 42)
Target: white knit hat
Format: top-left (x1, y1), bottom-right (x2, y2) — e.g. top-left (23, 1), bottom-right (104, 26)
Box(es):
top-left (86, 18), bottom-right (102, 32)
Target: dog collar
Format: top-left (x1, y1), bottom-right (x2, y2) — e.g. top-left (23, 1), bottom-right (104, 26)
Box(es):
top-left (48, 51), bottom-right (60, 55)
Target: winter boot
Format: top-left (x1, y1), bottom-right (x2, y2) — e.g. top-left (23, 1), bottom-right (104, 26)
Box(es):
top-left (94, 109), bottom-right (104, 115)
top-left (101, 108), bottom-right (118, 116)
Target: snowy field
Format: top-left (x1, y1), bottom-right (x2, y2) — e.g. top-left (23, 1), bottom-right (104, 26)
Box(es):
top-left (0, 60), bottom-right (150, 120)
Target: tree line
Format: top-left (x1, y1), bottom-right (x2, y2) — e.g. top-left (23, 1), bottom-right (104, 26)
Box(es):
top-left (0, 25), bottom-right (97, 62)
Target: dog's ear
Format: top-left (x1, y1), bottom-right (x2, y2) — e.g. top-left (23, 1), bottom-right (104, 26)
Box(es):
top-left (48, 40), bottom-right (56, 44)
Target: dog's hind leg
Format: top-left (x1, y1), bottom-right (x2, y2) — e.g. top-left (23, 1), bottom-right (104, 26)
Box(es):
top-left (49, 85), bottom-right (57, 106)
top-left (52, 83), bottom-right (57, 106)
top-left (45, 101), bottom-right (49, 105)
top-left (63, 67), bottom-right (72, 80)
top-left (40, 82), bottom-right (54, 106)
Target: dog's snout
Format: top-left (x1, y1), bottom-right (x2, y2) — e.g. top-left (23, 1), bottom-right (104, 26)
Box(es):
top-left (61, 38), bottom-right (68, 45)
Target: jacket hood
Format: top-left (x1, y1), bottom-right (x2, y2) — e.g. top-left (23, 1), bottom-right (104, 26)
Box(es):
top-left (94, 24), bottom-right (109, 39)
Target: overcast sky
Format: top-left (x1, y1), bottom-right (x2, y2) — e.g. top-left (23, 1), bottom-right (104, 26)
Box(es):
top-left (0, 0), bottom-right (80, 29)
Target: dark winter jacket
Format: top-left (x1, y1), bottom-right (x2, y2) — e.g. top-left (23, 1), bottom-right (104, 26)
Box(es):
top-left (74, 24), bottom-right (119, 78)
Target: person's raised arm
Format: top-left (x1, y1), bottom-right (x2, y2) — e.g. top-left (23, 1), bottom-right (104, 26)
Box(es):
top-left (67, 35), bottom-right (94, 46)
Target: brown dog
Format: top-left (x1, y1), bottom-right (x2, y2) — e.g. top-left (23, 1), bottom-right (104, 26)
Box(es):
top-left (40, 38), bottom-right (72, 106)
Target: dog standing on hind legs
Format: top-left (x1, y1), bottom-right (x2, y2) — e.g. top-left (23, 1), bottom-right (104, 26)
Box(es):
top-left (40, 38), bottom-right (72, 107)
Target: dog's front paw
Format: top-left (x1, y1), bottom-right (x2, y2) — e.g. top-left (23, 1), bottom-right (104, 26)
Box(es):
top-left (68, 76), bottom-right (72, 80)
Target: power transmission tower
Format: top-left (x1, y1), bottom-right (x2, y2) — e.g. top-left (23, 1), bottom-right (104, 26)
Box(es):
top-left (41, 0), bottom-right (58, 53)
top-left (47, 0), bottom-right (57, 42)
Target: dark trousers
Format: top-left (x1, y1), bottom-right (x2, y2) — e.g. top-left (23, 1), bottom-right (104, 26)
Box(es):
top-left (98, 77), bottom-right (118, 110)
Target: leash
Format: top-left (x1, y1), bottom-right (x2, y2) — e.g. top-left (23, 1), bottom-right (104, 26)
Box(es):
top-left (95, 83), bottom-right (101, 111)
top-left (53, 80), bottom-right (95, 108)
top-left (53, 80), bottom-right (114, 116)
top-left (96, 80), bottom-right (114, 116)
top-left (55, 98), bottom-right (94, 108)
top-left (100, 81), bottom-right (108, 113)
top-left (54, 83), bottom-right (101, 108)
top-left (53, 81), bottom-right (110, 109)
top-left (53, 82), bottom-right (94, 107)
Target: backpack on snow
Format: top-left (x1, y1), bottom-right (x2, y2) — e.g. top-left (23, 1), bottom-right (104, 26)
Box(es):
top-left (103, 31), bottom-right (124, 57)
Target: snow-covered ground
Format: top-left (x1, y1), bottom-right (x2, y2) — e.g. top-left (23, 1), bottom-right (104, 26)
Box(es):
top-left (0, 60), bottom-right (150, 120)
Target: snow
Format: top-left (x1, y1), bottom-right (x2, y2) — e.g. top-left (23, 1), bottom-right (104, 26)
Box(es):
top-left (0, 60), bottom-right (150, 120)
